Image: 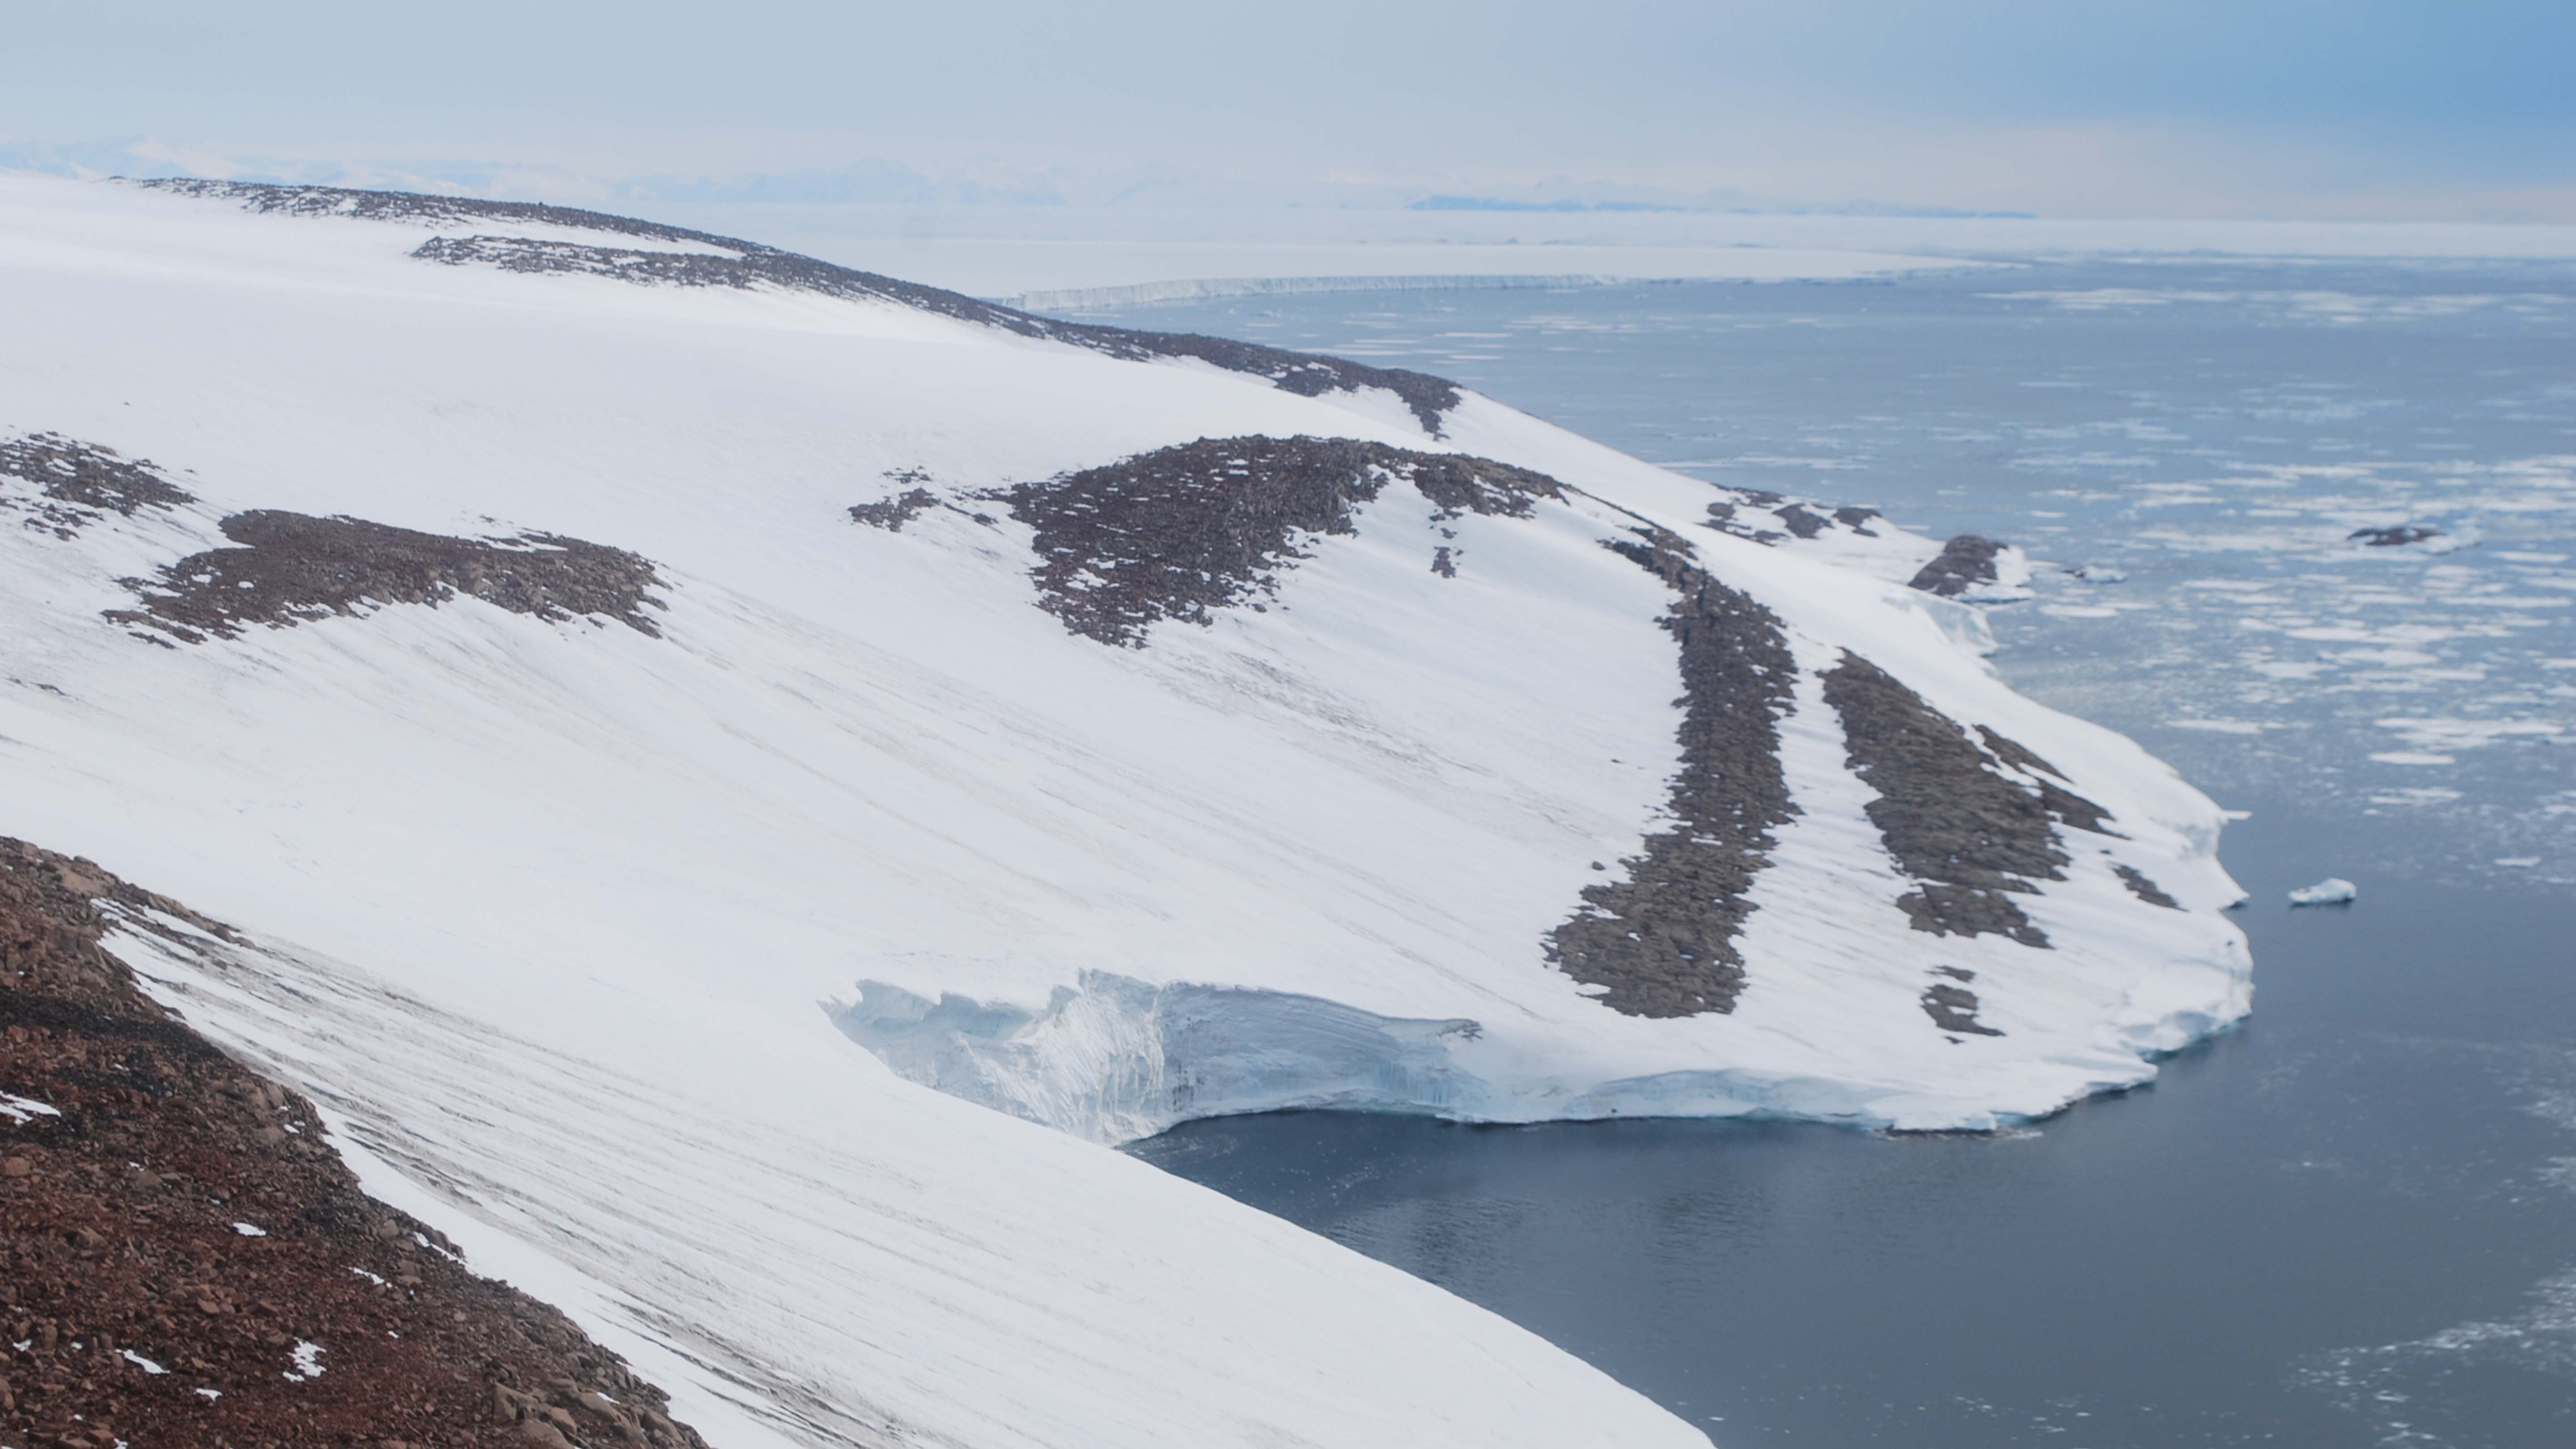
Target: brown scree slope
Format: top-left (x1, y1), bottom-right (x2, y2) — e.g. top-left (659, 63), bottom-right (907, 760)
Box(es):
top-left (0, 839), bottom-right (713, 1449)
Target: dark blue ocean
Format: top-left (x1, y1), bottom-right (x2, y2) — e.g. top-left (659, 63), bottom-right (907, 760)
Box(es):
top-left (1102, 262), bottom-right (2576, 1447)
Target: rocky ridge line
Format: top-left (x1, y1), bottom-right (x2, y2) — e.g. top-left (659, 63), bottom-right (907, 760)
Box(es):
top-left (142, 181), bottom-right (1462, 436)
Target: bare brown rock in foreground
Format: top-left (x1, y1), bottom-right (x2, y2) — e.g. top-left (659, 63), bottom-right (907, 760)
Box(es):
top-left (0, 839), bottom-right (712, 1449)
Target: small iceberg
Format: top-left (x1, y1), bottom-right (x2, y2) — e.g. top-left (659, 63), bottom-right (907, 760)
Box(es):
top-left (2288, 877), bottom-right (2358, 906)
top-left (2067, 564), bottom-right (2127, 583)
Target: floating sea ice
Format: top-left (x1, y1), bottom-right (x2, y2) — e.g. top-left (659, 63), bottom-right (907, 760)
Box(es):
top-left (2288, 877), bottom-right (2359, 906)
top-left (2067, 564), bottom-right (2127, 582)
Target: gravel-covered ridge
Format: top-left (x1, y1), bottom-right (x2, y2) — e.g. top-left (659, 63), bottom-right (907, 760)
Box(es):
top-left (1544, 524), bottom-right (1798, 1017)
top-left (1003, 436), bottom-right (1562, 647)
top-left (0, 838), bottom-right (712, 1449)
top-left (111, 511), bottom-right (667, 644)
top-left (146, 181), bottom-right (1463, 435)
top-left (0, 434), bottom-right (195, 540)
top-left (1822, 652), bottom-right (2067, 947)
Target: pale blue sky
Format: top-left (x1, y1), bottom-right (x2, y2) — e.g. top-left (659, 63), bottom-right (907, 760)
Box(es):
top-left (5, 0), bottom-right (2570, 219)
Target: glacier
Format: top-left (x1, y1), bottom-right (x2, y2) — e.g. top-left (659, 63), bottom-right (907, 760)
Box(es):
top-left (0, 175), bottom-right (2254, 1446)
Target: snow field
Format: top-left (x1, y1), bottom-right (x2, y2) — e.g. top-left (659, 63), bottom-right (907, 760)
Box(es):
top-left (0, 176), bottom-right (2256, 1447)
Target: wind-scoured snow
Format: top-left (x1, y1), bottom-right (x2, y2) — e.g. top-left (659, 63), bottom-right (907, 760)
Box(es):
top-left (0, 175), bottom-right (2252, 1447)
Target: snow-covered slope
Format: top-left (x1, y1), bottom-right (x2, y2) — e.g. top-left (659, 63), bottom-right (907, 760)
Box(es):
top-left (0, 177), bottom-right (2248, 1447)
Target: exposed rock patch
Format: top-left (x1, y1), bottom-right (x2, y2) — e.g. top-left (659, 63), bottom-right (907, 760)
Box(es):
top-left (0, 435), bottom-right (195, 540)
top-left (1921, 968), bottom-right (2002, 1037)
top-left (143, 183), bottom-right (1466, 436)
top-left (1701, 499), bottom-right (1784, 545)
top-left (1974, 725), bottom-right (2118, 836)
top-left (1545, 525), bottom-right (1798, 1017)
top-left (1699, 491), bottom-right (1884, 549)
top-left (1908, 534), bottom-right (2006, 597)
top-left (1771, 504), bottom-right (1829, 539)
top-left (110, 511), bottom-right (667, 644)
top-left (1002, 436), bottom-right (1561, 647)
top-left (1007, 436), bottom-right (1799, 1016)
top-left (2114, 864), bottom-right (2182, 909)
top-left (1972, 724), bottom-right (2064, 781)
top-left (0, 837), bottom-right (711, 1449)
top-left (848, 489), bottom-right (940, 532)
top-left (2349, 524), bottom-right (2441, 547)
top-left (1822, 652), bottom-right (2066, 947)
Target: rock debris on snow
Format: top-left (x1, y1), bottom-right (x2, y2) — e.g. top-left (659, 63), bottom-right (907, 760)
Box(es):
top-left (1545, 524), bottom-right (1796, 1017)
top-left (0, 433), bottom-right (196, 540)
top-left (1824, 652), bottom-right (2072, 947)
top-left (1003, 435), bottom-right (1559, 646)
top-left (110, 510), bottom-right (668, 644)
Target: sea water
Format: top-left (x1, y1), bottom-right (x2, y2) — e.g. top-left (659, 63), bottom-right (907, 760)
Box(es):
top-left (1104, 260), bottom-right (2576, 1446)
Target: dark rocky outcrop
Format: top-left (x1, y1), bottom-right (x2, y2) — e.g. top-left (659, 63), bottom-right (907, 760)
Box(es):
top-left (0, 838), bottom-right (711, 1449)
top-left (1007, 435), bottom-right (1798, 1017)
top-left (0, 434), bottom-right (195, 540)
top-left (1699, 492), bottom-right (1884, 549)
top-left (1002, 436), bottom-right (1560, 647)
top-left (1701, 499), bottom-right (1783, 545)
top-left (1771, 504), bottom-right (1829, 539)
top-left (145, 182), bottom-right (1463, 435)
top-left (111, 511), bottom-right (667, 644)
top-left (848, 489), bottom-right (940, 532)
top-left (1822, 652), bottom-right (2065, 947)
top-left (1973, 725), bottom-right (2118, 836)
top-left (1921, 967), bottom-right (2002, 1037)
top-left (1545, 525), bottom-right (1798, 1017)
top-left (1907, 534), bottom-right (2006, 597)
top-left (2114, 864), bottom-right (2182, 909)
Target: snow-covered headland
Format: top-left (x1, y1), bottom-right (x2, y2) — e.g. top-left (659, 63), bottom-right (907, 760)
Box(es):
top-left (0, 177), bottom-right (2250, 1447)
